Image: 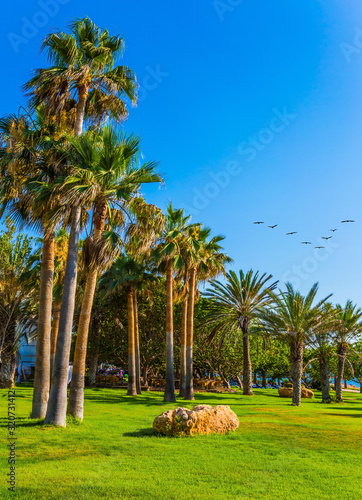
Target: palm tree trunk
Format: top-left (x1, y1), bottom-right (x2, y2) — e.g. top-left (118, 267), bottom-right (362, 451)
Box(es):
top-left (319, 355), bottom-right (331, 403)
top-left (0, 352), bottom-right (16, 389)
top-left (87, 317), bottom-right (101, 386)
top-left (31, 230), bottom-right (55, 418)
top-left (67, 268), bottom-right (98, 419)
top-left (185, 267), bottom-right (196, 400)
top-left (133, 291), bottom-right (142, 395)
top-left (67, 202), bottom-right (107, 419)
top-left (127, 285), bottom-right (137, 396)
top-left (164, 259), bottom-right (176, 402)
top-left (236, 375), bottom-right (243, 389)
top-left (44, 205), bottom-right (81, 427)
top-left (74, 85), bottom-right (89, 136)
top-left (242, 320), bottom-right (253, 395)
top-left (262, 369), bottom-right (267, 388)
top-left (290, 340), bottom-right (304, 406)
top-left (50, 300), bottom-right (61, 379)
top-left (336, 343), bottom-right (348, 403)
top-left (179, 274), bottom-right (188, 397)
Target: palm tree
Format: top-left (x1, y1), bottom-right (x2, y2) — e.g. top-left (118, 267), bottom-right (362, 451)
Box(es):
top-left (259, 283), bottom-right (331, 406)
top-left (40, 127), bottom-right (161, 421)
top-left (333, 300), bottom-right (362, 402)
top-left (99, 254), bottom-right (156, 396)
top-left (205, 269), bottom-right (276, 397)
top-left (0, 109), bottom-right (68, 418)
top-left (0, 220), bottom-right (36, 388)
top-left (22, 18), bottom-right (137, 426)
top-left (153, 204), bottom-right (192, 402)
top-left (23, 17), bottom-right (137, 136)
top-left (183, 228), bottom-right (231, 400)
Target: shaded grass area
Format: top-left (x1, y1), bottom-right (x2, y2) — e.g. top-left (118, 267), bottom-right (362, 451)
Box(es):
top-left (1, 387), bottom-right (362, 499)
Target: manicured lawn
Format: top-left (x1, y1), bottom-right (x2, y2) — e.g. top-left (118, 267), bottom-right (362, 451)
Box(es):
top-left (1, 386), bottom-right (362, 499)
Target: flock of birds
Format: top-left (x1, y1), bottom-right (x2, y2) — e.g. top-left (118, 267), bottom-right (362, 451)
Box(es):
top-left (252, 220), bottom-right (355, 248)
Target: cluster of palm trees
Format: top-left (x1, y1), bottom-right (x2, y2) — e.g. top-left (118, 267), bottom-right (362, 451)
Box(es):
top-left (206, 271), bottom-right (362, 406)
top-left (0, 17), bottom-right (231, 426)
top-left (1, 17), bottom-right (360, 429)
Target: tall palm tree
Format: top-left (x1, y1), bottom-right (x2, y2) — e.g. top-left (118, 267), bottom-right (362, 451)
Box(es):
top-left (259, 283), bottom-right (331, 406)
top-left (183, 228), bottom-right (231, 400)
top-left (23, 17), bottom-right (137, 136)
top-left (333, 300), bottom-right (362, 402)
top-left (23, 18), bottom-right (138, 427)
top-left (205, 269), bottom-right (276, 397)
top-left (41, 127), bottom-right (161, 421)
top-left (153, 204), bottom-right (192, 402)
top-left (0, 109), bottom-right (68, 418)
top-left (99, 254), bottom-right (156, 396)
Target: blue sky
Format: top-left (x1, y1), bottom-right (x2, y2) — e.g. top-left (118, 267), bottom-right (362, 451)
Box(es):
top-left (1, 0), bottom-right (362, 305)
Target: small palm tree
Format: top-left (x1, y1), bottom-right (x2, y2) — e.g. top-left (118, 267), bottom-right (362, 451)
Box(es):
top-left (333, 300), bottom-right (362, 402)
top-left (205, 269), bottom-right (277, 396)
top-left (259, 283), bottom-right (331, 406)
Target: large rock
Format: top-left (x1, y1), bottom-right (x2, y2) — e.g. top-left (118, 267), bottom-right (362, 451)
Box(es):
top-left (153, 404), bottom-right (239, 436)
top-left (278, 387), bottom-right (314, 398)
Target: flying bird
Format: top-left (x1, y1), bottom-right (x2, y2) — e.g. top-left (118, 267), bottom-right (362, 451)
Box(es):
top-left (301, 242), bottom-right (312, 244)
top-left (322, 236), bottom-right (332, 240)
top-left (330, 229), bottom-right (337, 232)
top-left (315, 246), bottom-right (325, 249)
top-left (286, 232), bottom-right (297, 235)
top-left (268, 225), bottom-right (278, 229)
top-left (341, 220), bottom-right (355, 223)
top-left (253, 221), bottom-right (264, 224)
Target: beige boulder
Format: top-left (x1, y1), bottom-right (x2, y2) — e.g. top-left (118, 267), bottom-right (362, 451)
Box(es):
top-left (153, 404), bottom-right (239, 436)
top-left (278, 387), bottom-right (314, 398)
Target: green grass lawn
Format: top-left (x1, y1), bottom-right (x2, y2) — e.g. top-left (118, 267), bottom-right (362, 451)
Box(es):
top-left (1, 386), bottom-right (362, 500)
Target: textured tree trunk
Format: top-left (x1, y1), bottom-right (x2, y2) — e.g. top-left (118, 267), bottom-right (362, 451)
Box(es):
top-left (242, 320), bottom-right (253, 395)
top-left (67, 202), bottom-right (106, 419)
top-left (236, 376), bottom-right (243, 389)
top-left (74, 85), bottom-right (89, 136)
top-left (32, 230), bottom-right (55, 419)
top-left (179, 273), bottom-right (188, 397)
top-left (45, 205), bottom-right (81, 427)
top-left (164, 259), bottom-right (176, 402)
top-left (319, 355), bottom-right (331, 403)
top-left (50, 300), bottom-right (61, 379)
top-left (86, 312), bottom-right (102, 386)
top-left (0, 352), bottom-right (16, 389)
top-left (67, 269), bottom-right (98, 419)
top-left (133, 291), bottom-right (142, 395)
top-left (336, 343), bottom-right (348, 403)
top-left (290, 340), bottom-right (304, 406)
top-left (185, 267), bottom-right (196, 400)
top-left (127, 285), bottom-right (137, 396)
top-left (344, 379), bottom-right (348, 389)
top-left (261, 370), bottom-right (267, 388)
top-left (88, 353), bottom-right (98, 387)
top-left (143, 364), bottom-right (149, 387)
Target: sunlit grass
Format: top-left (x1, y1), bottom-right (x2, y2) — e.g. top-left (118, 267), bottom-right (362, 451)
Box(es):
top-left (1, 386), bottom-right (361, 499)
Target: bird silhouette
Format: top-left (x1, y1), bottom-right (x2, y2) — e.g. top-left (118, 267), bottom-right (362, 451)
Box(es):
top-left (315, 246), bottom-right (325, 249)
top-left (301, 242), bottom-right (312, 244)
top-left (341, 220), bottom-right (355, 223)
top-left (321, 236), bottom-right (332, 240)
top-left (253, 221), bottom-right (264, 224)
top-left (330, 229), bottom-right (337, 232)
top-left (268, 225), bottom-right (278, 229)
top-left (286, 232), bottom-right (297, 235)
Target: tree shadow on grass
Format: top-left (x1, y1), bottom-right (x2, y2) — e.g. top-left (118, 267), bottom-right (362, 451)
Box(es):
top-left (123, 428), bottom-right (155, 437)
top-left (0, 417), bottom-right (44, 429)
top-left (324, 413), bottom-right (362, 418)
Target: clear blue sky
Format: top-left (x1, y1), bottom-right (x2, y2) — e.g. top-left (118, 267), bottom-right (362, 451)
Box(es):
top-left (1, 0), bottom-right (362, 305)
